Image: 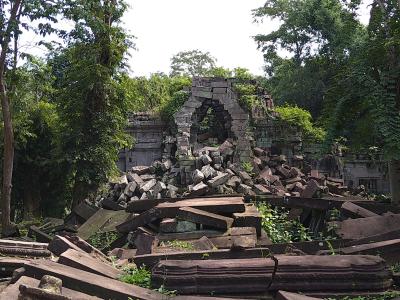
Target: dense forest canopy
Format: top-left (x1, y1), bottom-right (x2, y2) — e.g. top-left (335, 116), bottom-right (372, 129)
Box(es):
top-left (0, 0), bottom-right (399, 235)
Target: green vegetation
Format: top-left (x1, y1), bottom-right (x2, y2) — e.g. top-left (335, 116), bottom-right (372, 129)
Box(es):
top-left (120, 265), bottom-right (152, 288)
top-left (120, 265), bottom-right (177, 296)
top-left (254, 0), bottom-right (400, 203)
top-left (241, 162), bottom-right (254, 175)
top-left (87, 231), bottom-right (120, 250)
top-left (275, 105), bottom-right (326, 142)
top-left (256, 203), bottom-right (312, 243)
top-left (160, 240), bottom-right (195, 251)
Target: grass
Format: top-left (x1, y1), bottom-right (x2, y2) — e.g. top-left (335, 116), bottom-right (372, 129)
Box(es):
top-left (160, 240), bottom-right (195, 251)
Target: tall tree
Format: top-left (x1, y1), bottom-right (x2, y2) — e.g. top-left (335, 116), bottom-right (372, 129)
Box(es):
top-left (0, 0), bottom-right (59, 234)
top-left (57, 0), bottom-right (132, 208)
top-left (253, 0), bottom-right (364, 117)
top-left (170, 50), bottom-right (216, 77)
top-left (0, 0), bottom-right (22, 235)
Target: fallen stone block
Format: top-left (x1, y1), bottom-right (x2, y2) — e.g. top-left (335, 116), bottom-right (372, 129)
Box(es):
top-left (233, 204), bottom-right (262, 236)
top-left (341, 201), bottom-right (379, 218)
top-left (151, 255), bottom-right (392, 295)
top-left (192, 169), bottom-right (205, 185)
top-left (333, 214), bottom-right (400, 240)
top-left (189, 182), bottom-right (209, 197)
top-left (109, 248), bottom-right (137, 260)
top-left (28, 225), bottom-right (53, 243)
top-left (133, 227), bottom-right (159, 255)
top-left (48, 235), bottom-right (86, 257)
top-left (160, 218), bottom-right (197, 233)
top-left (177, 207), bottom-right (234, 230)
top-left (192, 236), bottom-right (215, 250)
top-left (124, 181), bottom-right (137, 196)
top-left (117, 197), bottom-right (245, 233)
top-left (318, 238), bottom-right (400, 264)
top-left (207, 173), bottom-right (230, 188)
top-left (0, 258), bottom-right (28, 278)
top-left (276, 165), bottom-right (291, 179)
top-left (139, 179), bottom-right (157, 193)
top-left (275, 290), bottom-right (321, 300)
top-left (253, 184), bottom-right (271, 195)
top-left (58, 249), bottom-right (122, 279)
top-left (128, 173), bottom-right (144, 187)
top-left (253, 147), bottom-right (265, 157)
top-left (0, 239), bottom-right (51, 258)
top-left (300, 179), bottom-right (320, 198)
top-left (77, 209), bottom-right (133, 240)
top-left (201, 165), bottom-right (217, 179)
top-left (201, 154), bottom-right (213, 165)
top-left (1, 276), bottom-right (100, 300)
top-left (226, 176), bottom-right (241, 188)
top-left (131, 166), bottom-right (152, 175)
top-left (237, 184), bottom-right (252, 195)
top-left (22, 260), bottom-right (164, 300)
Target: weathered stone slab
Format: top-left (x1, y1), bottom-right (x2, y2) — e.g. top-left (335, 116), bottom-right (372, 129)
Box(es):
top-left (207, 173), bottom-right (230, 188)
top-left (276, 290), bottom-right (321, 300)
top-left (300, 179), bottom-right (320, 198)
top-left (77, 209), bottom-right (133, 240)
top-left (58, 249), bottom-right (122, 279)
top-left (177, 207), bottom-right (234, 230)
top-left (334, 214), bottom-right (400, 240)
top-left (117, 197), bottom-right (244, 233)
top-left (0, 239), bottom-right (51, 257)
top-left (341, 201), bottom-right (379, 218)
top-left (192, 236), bottom-right (215, 251)
top-left (189, 182), bottom-right (209, 197)
top-left (133, 227), bottom-right (159, 255)
top-left (22, 260), bottom-right (164, 300)
top-left (139, 179), bottom-right (157, 193)
top-left (131, 166), bottom-right (152, 175)
top-left (48, 235), bottom-right (85, 257)
top-left (1, 276), bottom-right (100, 300)
top-left (233, 204), bottom-right (262, 236)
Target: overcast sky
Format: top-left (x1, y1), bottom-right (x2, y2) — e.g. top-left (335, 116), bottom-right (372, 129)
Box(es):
top-left (124, 0), bottom-right (270, 76)
top-left (124, 0), bottom-right (372, 77)
top-left (19, 1), bottom-right (372, 77)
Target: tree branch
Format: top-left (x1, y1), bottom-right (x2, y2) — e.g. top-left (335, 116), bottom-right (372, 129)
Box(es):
top-left (0, 0), bottom-right (22, 74)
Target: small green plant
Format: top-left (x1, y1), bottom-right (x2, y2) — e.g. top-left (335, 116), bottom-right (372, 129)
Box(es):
top-left (201, 253), bottom-right (210, 259)
top-left (241, 161), bottom-right (254, 174)
top-left (88, 231), bottom-right (119, 250)
top-left (160, 240), bottom-right (195, 251)
top-left (255, 202), bottom-right (312, 243)
top-left (154, 285), bottom-right (177, 296)
top-left (391, 262), bottom-right (400, 273)
top-left (120, 265), bottom-right (151, 288)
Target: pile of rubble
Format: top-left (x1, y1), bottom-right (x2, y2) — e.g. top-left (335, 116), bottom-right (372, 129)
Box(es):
top-left (1, 193), bottom-right (400, 299)
top-left (98, 140), bottom-right (364, 211)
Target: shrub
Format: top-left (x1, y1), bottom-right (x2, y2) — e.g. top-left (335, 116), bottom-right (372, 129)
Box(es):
top-left (275, 104), bottom-right (326, 142)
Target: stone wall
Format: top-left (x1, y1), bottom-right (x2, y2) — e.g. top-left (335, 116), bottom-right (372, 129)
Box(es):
top-left (117, 113), bottom-right (165, 172)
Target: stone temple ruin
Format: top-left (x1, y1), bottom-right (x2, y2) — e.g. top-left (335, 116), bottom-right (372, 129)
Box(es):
top-left (1, 78), bottom-right (397, 299)
top-left (118, 78), bottom-right (302, 176)
top-left (118, 77), bottom-right (388, 193)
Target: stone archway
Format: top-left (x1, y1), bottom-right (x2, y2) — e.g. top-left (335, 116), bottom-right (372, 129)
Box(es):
top-left (174, 77), bottom-right (252, 163)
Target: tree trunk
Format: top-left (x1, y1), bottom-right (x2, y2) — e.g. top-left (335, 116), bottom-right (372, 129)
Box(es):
top-left (0, 77), bottom-right (14, 233)
top-left (389, 159), bottom-right (400, 205)
top-left (0, 0), bottom-right (22, 236)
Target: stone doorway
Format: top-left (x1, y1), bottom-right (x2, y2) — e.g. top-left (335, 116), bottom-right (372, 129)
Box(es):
top-left (174, 77), bottom-right (252, 163)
